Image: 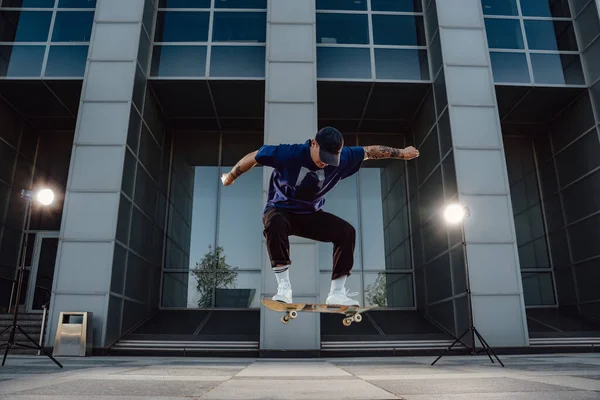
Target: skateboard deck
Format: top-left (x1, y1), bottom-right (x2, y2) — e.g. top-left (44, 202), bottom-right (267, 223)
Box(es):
top-left (262, 299), bottom-right (372, 326)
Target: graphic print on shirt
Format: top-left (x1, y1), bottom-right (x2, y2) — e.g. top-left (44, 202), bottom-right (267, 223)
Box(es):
top-left (294, 167), bottom-right (325, 202)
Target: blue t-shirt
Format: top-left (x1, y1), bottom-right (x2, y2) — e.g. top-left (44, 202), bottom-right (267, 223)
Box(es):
top-left (255, 140), bottom-right (365, 214)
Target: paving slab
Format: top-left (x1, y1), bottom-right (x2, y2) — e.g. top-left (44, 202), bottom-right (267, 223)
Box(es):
top-left (235, 361), bottom-right (352, 377)
top-left (369, 377), bottom-right (577, 395)
top-left (200, 379), bottom-right (400, 399)
top-left (9, 379), bottom-right (220, 397)
top-left (401, 392), bottom-right (600, 400)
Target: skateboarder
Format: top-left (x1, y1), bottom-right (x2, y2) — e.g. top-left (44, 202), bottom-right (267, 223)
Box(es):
top-left (221, 127), bottom-right (419, 306)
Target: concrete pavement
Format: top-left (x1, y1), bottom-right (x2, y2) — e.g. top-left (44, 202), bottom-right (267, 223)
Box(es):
top-left (0, 353), bottom-right (599, 399)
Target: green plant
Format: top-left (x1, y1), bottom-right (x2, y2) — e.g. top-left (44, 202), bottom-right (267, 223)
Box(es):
top-left (191, 245), bottom-right (238, 308)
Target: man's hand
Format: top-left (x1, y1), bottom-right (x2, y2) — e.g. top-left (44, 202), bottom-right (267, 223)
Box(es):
top-left (402, 146), bottom-right (419, 160)
top-left (221, 173), bottom-right (235, 186)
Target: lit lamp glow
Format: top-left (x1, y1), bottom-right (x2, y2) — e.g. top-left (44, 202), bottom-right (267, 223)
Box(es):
top-left (443, 203), bottom-right (466, 224)
top-left (35, 188), bottom-right (54, 206)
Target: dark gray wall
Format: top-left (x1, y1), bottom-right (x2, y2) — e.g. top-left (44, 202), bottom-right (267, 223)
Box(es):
top-left (405, 0), bottom-right (467, 339)
top-left (105, 0), bottom-right (171, 345)
top-left (0, 99), bottom-right (29, 312)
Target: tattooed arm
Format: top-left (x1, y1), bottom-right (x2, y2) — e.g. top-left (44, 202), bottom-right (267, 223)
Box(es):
top-left (221, 150), bottom-right (258, 186)
top-left (362, 145), bottom-right (420, 161)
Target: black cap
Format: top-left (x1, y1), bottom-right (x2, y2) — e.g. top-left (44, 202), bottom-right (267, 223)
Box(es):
top-left (315, 127), bottom-right (343, 166)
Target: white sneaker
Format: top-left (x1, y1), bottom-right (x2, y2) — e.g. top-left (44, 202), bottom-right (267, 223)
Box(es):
top-left (272, 281), bottom-right (292, 303)
top-left (326, 288), bottom-right (359, 306)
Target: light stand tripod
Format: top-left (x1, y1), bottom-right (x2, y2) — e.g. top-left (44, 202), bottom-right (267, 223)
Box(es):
top-left (0, 189), bottom-right (63, 368)
top-left (431, 205), bottom-right (504, 367)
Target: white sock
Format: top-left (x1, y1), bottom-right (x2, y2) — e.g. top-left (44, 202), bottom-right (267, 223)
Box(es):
top-left (273, 265), bottom-right (290, 285)
top-left (330, 275), bottom-right (347, 293)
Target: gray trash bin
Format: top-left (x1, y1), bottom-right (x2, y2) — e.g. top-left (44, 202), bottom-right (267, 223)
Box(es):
top-left (52, 312), bottom-right (93, 357)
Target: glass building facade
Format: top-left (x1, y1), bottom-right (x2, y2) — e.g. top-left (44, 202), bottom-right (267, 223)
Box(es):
top-left (1, 0), bottom-right (600, 356)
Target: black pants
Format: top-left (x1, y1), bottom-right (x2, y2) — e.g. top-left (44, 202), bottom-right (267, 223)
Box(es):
top-left (263, 207), bottom-right (356, 280)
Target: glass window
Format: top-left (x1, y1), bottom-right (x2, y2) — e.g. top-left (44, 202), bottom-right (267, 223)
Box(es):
top-left (209, 45), bottom-right (265, 77)
top-left (481, 0), bottom-right (518, 15)
top-left (155, 11), bottom-right (210, 42)
top-left (1, 0), bottom-right (55, 6)
top-left (484, 18), bottom-right (525, 49)
top-left (372, 15), bottom-right (426, 46)
top-left (530, 53), bottom-right (585, 85)
top-left (158, 0), bottom-right (210, 7)
top-left (0, 45), bottom-right (45, 77)
top-left (214, 0), bottom-right (266, 8)
top-left (212, 12), bottom-right (266, 43)
top-left (317, 47), bottom-right (371, 79)
top-left (490, 52), bottom-right (530, 83)
top-left (52, 11), bottom-right (94, 42)
top-left (520, 0), bottom-right (571, 18)
top-left (316, 0), bottom-right (367, 11)
top-left (371, 0), bottom-right (422, 12)
top-left (316, 13), bottom-right (369, 44)
top-left (151, 45), bottom-right (207, 77)
top-left (374, 48), bottom-right (429, 80)
top-left (365, 272), bottom-right (414, 307)
top-left (0, 11), bottom-right (52, 42)
top-left (524, 20), bottom-right (578, 51)
top-left (44, 45), bottom-right (88, 77)
top-left (58, 0), bottom-right (97, 8)
top-left (521, 272), bottom-right (556, 306)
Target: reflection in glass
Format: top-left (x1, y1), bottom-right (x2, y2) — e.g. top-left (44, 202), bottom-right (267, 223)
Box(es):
top-left (316, 13), bottom-right (369, 44)
top-left (52, 11), bottom-right (94, 42)
top-left (1, 0), bottom-right (55, 6)
top-left (524, 20), bottom-right (578, 51)
top-left (58, 0), bottom-right (97, 7)
top-left (520, 0), bottom-right (571, 18)
top-left (0, 45), bottom-right (45, 77)
top-left (317, 47), bottom-right (370, 79)
top-left (316, 0), bottom-right (367, 11)
top-left (530, 53), bottom-right (585, 85)
top-left (214, 0), bottom-right (267, 8)
top-left (365, 272), bottom-right (413, 307)
top-left (490, 52), bottom-right (530, 83)
top-left (372, 15), bottom-right (425, 46)
top-left (212, 12), bottom-right (266, 42)
top-left (371, 0), bottom-right (422, 12)
top-left (481, 0), bottom-right (518, 15)
top-left (44, 45), bottom-right (88, 77)
top-left (158, 0), bottom-right (210, 7)
top-left (484, 18), bottom-right (524, 49)
top-left (522, 272), bottom-right (556, 305)
top-left (0, 11), bottom-right (52, 42)
top-left (209, 46), bottom-right (265, 77)
top-left (375, 48), bottom-right (429, 80)
top-left (151, 45), bottom-right (207, 77)
top-left (155, 11), bottom-right (210, 42)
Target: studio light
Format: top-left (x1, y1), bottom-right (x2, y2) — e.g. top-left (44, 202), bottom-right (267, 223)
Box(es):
top-left (1, 187), bottom-right (62, 368)
top-left (432, 201), bottom-right (504, 367)
top-left (443, 203), bottom-right (467, 224)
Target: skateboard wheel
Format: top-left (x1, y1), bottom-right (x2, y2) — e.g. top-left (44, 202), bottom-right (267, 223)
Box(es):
top-left (354, 314), bottom-right (362, 323)
top-left (343, 317), bottom-right (352, 326)
top-left (281, 315), bottom-right (290, 324)
top-left (289, 310), bottom-right (298, 319)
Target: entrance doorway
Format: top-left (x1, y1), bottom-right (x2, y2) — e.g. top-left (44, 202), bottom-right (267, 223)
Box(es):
top-left (25, 232), bottom-right (59, 313)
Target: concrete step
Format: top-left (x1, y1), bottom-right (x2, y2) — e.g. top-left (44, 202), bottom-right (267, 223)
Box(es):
top-left (0, 313), bottom-right (44, 322)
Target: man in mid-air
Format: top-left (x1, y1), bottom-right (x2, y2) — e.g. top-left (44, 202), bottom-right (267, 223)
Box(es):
top-left (221, 127), bottom-right (419, 306)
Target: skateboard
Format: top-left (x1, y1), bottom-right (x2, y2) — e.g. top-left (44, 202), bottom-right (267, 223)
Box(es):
top-left (262, 299), bottom-right (373, 326)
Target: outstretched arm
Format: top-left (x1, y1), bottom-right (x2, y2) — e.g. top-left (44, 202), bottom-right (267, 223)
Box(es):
top-left (362, 145), bottom-right (419, 161)
top-left (221, 150), bottom-right (258, 186)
